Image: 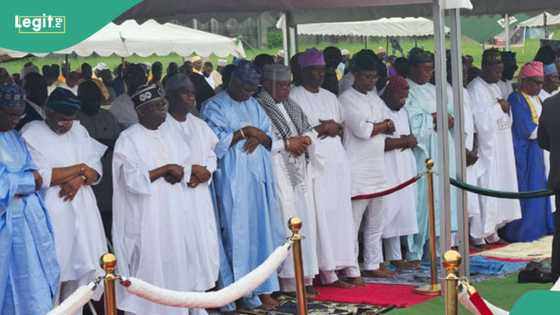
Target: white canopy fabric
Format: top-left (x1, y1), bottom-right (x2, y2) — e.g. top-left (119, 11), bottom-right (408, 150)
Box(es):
top-left (296, 17), bottom-right (449, 38)
top-left (119, 0), bottom-right (560, 24)
top-left (518, 12), bottom-right (560, 28)
top-left (0, 19), bottom-right (245, 58)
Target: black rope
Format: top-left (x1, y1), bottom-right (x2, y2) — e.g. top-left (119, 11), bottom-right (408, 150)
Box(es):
top-left (450, 178), bottom-right (555, 199)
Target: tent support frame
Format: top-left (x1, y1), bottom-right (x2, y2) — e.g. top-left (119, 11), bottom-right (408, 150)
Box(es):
top-left (432, 0), bottom-right (453, 285)
top-left (450, 8), bottom-right (469, 279)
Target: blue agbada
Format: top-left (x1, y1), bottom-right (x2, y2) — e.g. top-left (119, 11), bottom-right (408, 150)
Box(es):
top-left (0, 130), bottom-right (59, 315)
top-left (404, 79), bottom-right (457, 261)
top-left (202, 91), bottom-right (284, 311)
top-left (502, 91), bottom-right (554, 242)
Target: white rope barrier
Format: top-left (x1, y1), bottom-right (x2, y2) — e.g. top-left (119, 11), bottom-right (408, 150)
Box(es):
top-left (122, 240), bottom-right (292, 309)
top-left (459, 276), bottom-right (560, 315)
top-left (47, 282), bottom-right (97, 315)
top-left (458, 289), bottom-right (509, 315)
top-left (551, 277), bottom-right (560, 292)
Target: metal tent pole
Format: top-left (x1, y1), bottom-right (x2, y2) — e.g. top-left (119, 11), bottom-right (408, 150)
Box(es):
top-left (544, 12), bottom-right (549, 39)
top-left (287, 12), bottom-right (298, 59)
top-left (432, 0), bottom-right (452, 268)
top-left (281, 13), bottom-right (290, 66)
top-left (449, 8), bottom-right (469, 279)
top-left (504, 14), bottom-right (510, 51)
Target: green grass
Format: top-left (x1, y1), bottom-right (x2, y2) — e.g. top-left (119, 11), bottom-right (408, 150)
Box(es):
top-left (389, 273), bottom-right (552, 315)
top-left (0, 36), bottom-right (556, 75)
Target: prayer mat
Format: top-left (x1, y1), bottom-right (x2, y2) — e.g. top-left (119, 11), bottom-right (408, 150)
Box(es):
top-left (473, 236), bottom-right (552, 261)
top-left (362, 256), bottom-right (527, 286)
top-left (237, 295), bottom-right (395, 314)
top-left (313, 283), bottom-right (435, 308)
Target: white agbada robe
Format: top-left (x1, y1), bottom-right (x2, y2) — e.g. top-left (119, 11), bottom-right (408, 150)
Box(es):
top-left (381, 106), bottom-right (418, 239)
top-left (290, 86), bottom-right (358, 278)
top-left (267, 102), bottom-right (321, 288)
top-left (165, 113), bottom-right (220, 288)
top-left (112, 119), bottom-right (218, 315)
top-left (21, 121), bottom-right (107, 290)
top-left (446, 84), bottom-right (481, 219)
top-left (540, 88), bottom-right (560, 211)
top-left (339, 87), bottom-right (386, 270)
top-left (467, 77), bottom-right (522, 240)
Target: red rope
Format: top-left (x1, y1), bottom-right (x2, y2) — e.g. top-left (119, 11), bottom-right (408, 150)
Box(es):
top-left (469, 291), bottom-right (493, 315)
top-left (351, 173), bottom-right (423, 201)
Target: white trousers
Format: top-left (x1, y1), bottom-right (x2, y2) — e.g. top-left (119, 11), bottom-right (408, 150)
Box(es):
top-left (319, 267), bottom-right (361, 284)
top-left (383, 236), bottom-right (402, 262)
top-left (352, 198), bottom-right (385, 271)
top-left (280, 277), bottom-right (314, 292)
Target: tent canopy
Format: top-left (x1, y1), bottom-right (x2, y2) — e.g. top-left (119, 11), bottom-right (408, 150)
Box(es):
top-left (119, 0), bottom-right (560, 24)
top-left (0, 19), bottom-right (245, 58)
top-left (518, 12), bottom-right (560, 28)
top-left (296, 17), bottom-right (449, 38)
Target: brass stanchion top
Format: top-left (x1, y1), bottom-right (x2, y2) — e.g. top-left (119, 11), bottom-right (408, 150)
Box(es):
top-left (100, 253), bottom-right (117, 272)
top-left (288, 217), bottom-right (302, 241)
top-left (443, 250), bottom-right (462, 274)
top-left (425, 159), bottom-right (434, 170)
top-left (288, 217), bottom-right (302, 233)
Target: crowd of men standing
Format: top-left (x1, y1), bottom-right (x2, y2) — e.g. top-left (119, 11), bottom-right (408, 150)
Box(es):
top-left (1, 43), bottom-right (560, 315)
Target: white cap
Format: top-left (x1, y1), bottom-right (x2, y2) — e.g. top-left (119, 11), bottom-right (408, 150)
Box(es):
top-left (341, 49), bottom-right (350, 56)
top-left (276, 49), bottom-right (285, 57)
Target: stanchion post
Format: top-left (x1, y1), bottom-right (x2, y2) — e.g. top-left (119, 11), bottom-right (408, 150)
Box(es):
top-left (100, 253), bottom-right (118, 315)
top-left (289, 217), bottom-right (308, 315)
top-left (416, 159), bottom-right (442, 295)
top-left (443, 250), bottom-right (462, 315)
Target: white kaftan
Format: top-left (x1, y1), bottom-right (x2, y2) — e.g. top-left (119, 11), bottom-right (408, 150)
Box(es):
top-left (165, 113), bottom-right (220, 290)
top-left (21, 121), bottom-right (107, 290)
top-left (381, 106), bottom-right (418, 239)
top-left (290, 86), bottom-right (358, 279)
top-left (447, 84), bottom-right (482, 219)
top-left (339, 87), bottom-right (386, 270)
top-left (467, 77), bottom-right (522, 240)
top-left (267, 102), bottom-right (320, 289)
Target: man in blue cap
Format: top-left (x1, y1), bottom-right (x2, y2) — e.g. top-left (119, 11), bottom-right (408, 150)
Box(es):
top-left (0, 83), bottom-right (60, 315)
top-left (202, 60), bottom-right (285, 312)
top-left (21, 87), bottom-right (108, 312)
top-left (540, 63), bottom-right (560, 101)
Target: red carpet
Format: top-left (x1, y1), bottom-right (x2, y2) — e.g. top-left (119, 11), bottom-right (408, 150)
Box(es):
top-left (313, 283), bottom-right (437, 307)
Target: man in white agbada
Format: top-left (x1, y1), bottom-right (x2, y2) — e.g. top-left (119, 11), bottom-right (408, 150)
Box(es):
top-left (290, 48), bottom-right (362, 287)
top-left (112, 84), bottom-right (219, 315)
top-left (164, 73), bottom-right (220, 288)
top-left (21, 87), bottom-right (107, 314)
top-left (339, 50), bottom-right (397, 278)
top-left (379, 76), bottom-right (419, 268)
top-left (255, 64), bottom-right (321, 294)
top-left (467, 49), bottom-right (522, 245)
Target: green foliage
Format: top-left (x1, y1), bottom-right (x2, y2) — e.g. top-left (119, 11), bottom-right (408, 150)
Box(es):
top-left (267, 29), bottom-right (283, 49)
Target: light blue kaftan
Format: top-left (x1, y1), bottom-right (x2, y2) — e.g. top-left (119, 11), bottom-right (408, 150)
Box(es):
top-left (202, 91), bottom-right (284, 311)
top-left (405, 80), bottom-right (458, 261)
top-left (0, 130), bottom-right (59, 315)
